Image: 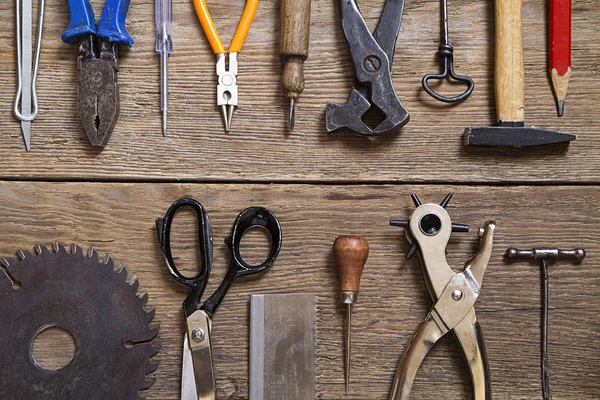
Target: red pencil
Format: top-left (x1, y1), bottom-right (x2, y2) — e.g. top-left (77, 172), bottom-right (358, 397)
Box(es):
top-left (550, 0), bottom-right (571, 116)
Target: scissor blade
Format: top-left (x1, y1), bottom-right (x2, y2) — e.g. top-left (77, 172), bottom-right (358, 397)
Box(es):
top-left (389, 310), bottom-right (447, 400)
top-left (182, 335), bottom-right (199, 400)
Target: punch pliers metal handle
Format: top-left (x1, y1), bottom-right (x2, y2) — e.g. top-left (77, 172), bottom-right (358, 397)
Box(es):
top-left (62, 0), bottom-right (133, 148)
top-left (193, 0), bottom-right (258, 132)
top-left (389, 194), bottom-right (495, 400)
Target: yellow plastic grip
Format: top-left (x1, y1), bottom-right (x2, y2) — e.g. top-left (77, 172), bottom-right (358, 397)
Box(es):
top-left (229, 0), bottom-right (259, 53)
top-left (193, 0), bottom-right (226, 54)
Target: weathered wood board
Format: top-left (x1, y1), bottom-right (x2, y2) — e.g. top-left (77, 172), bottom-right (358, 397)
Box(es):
top-left (0, 182), bottom-right (598, 399)
top-left (0, 0), bottom-right (599, 182)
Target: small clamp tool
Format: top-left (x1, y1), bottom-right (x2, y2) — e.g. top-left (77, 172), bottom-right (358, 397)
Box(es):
top-left (389, 193), bottom-right (495, 400)
top-left (326, 0), bottom-right (409, 136)
top-left (506, 247), bottom-right (586, 400)
top-left (193, 0), bottom-right (258, 132)
top-left (156, 198), bottom-right (282, 400)
top-left (62, 0), bottom-right (134, 147)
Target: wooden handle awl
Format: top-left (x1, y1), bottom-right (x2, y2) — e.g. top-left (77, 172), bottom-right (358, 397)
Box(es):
top-left (333, 236), bottom-right (369, 293)
top-left (495, 0), bottom-right (525, 123)
top-left (280, 0), bottom-right (311, 99)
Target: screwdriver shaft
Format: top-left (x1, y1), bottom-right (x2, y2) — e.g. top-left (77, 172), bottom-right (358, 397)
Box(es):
top-left (156, 0), bottom-right (172, 136)
top-left (346, 303), bottom-right (351, 394)
top-left (160, 51), bottom-right (168, 136)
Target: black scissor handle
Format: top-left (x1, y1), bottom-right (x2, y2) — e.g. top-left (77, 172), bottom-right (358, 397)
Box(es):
top-left (202, 207), bottom-right (282, 317)
top-left (422, 44), bottom-right (474, 103)
top-left (156, 198), bottom-right (213, 290)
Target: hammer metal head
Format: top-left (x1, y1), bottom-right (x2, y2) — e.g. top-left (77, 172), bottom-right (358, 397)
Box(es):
top-left (464, 124), bottom-right (576, 147)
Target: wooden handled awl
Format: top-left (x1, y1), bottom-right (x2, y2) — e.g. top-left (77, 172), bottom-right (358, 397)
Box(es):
top-left (333, 235), bottom-right (368, 394)
top-left (280, 0), bottom-right (311, 130)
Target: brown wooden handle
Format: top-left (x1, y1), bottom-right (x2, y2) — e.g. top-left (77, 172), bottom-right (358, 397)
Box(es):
top-left (280, 0), bottom-right (311, 99)
top-left (333, 236), bottom-right (369, 293)
top-left (495, 0), bottom-right (525, 123)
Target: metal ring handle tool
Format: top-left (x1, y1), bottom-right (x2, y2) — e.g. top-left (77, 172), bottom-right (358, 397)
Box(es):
top-left (422, 0), bottom-right (473, 103)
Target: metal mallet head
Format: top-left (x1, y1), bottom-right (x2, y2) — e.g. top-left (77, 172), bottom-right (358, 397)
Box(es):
top-left (506, 247), bottom-right (586, 262)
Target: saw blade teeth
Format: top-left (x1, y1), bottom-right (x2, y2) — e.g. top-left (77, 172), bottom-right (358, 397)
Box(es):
top-left (117, 263), bottom-right (128, 279)
top-left (1, 258), bottom-right (9, 268)
top-left (137, 292), bottom-right (149, 306)
top-left (16, 250), bottom-right (25, 260)
top-left (87, 247), bottom-right (99, 259)
top-left (144, 307), bottom-right (157, 324)
top-left (52, 242), bottom-right (59, 252)
top-left (34, 244), bottom-right (43, 255)
top-left (139, 377), bottom-right (157, 391)
top-left (70, 243), bottom-right (83, 256)
top-left (103, 253), bottom-right (113, 265)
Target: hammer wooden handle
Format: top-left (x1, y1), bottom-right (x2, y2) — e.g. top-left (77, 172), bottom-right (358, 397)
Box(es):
top-left (333, 236), bottom-right (369, 293)
top-left (280, 0), bottom-right (311, 100)
top-left (495, 0), bottom-right (525, 123)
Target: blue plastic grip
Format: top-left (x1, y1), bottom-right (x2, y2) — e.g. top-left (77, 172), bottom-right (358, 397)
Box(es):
top-left (97, 0), bottom-right (134, 47)
top-left (62, 0), bottom-right (97, 44)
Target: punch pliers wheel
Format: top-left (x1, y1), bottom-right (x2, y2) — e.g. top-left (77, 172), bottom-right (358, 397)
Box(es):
top-left (193, 0), bottom-right (258, 132)
top-left (62, 0), bottom-right (133, 147)
top-left (389, 194), bottom-right (495, 400)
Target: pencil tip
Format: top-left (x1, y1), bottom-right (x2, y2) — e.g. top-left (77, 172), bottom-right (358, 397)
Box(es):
top-left (557, 100), bottom-right (564, 117)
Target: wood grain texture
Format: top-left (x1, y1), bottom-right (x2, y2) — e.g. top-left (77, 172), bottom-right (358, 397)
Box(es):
top-left (0, 0), bottom-right (599, 182)
top-left (495, 0), bottom-right (525, 122)
top-left (0, 182), bottom-right (598, 399)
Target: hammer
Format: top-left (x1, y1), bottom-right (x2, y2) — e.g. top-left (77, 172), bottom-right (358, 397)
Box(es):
top-left (464, 0), bottom-right (576, 147)
top-left (506, 247), bottom-right (586, 400)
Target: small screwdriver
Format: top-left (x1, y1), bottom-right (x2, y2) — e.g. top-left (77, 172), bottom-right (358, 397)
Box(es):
top-left (333, 235), bottom-right (369, 394)
top-left (155, 0), bottom-right (173, 136)
top-left (280, 0), bottom-right (311, 129)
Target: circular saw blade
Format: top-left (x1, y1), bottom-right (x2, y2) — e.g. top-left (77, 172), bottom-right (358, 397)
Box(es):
top-left (0, 243), bottom-right (160, 399)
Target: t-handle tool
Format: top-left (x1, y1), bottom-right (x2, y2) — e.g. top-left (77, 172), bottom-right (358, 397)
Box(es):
top-left (505, 247), bottom-right (586, 400)
top-left (422, 0), bottom-right (474, 103)
top-left (193, 0), bottom-right (258, 132)
top-left (280, 0), bottom-right (311, 130)
top-left (325, 0), bottom-right (409, 136)
top-left (464, 0), bottom-right (575, 147)
top-left (333, 235), bottom-right (369, 394)
top-left (389, 193), bottom-right (494, 400)
top-left (156, 0), bottom-right (173, 136)
top-left (63, 0), bottom-right (134, 147)
top-left (14, 0), bottom-right (46, 151)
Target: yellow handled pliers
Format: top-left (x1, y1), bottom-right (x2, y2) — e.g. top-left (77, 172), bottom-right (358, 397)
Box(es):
top-left (193, 0), bottom-right (258, 132)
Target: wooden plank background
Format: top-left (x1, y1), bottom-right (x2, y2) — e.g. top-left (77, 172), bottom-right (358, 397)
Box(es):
top-left (0, 0), bottom-right (599, 399)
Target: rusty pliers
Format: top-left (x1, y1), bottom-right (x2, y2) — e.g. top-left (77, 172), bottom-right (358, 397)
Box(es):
top-left (326, 0), bottom-right (409, 135)
top-left (389, 194), bottom-right (495, 400)
top-left (62, 0), bottom-right (133, 147)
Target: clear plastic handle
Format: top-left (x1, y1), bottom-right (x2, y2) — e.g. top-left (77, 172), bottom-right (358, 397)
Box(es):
top-left (155, 0), bottom-right (173, 53)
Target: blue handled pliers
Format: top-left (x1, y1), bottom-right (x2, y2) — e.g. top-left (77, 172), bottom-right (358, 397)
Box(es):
top-left (62, 0), bottom-right (133, 147)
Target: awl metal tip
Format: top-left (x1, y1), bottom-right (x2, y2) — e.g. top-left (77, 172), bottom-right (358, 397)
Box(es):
top-left (162, 110), bottom-right (167, 137)
top-left (21, 121), bottom-right (31, 152)
top-left (289, 98), bottom-right (295, 130)
top-left (556, 99), bottom-right (564, 117)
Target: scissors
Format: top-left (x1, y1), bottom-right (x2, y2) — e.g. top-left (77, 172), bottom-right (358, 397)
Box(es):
top-left (389, 193), bottom-right (495, 399)
top-left (156, 198), bottom-right (282, 400)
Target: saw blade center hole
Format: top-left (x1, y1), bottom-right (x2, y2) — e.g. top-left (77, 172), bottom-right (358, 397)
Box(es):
top-left (32, 326), bottom-right (76, 371)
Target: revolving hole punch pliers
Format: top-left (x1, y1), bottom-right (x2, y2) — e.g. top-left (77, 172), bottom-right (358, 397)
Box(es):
top-left (193, 0), bottom-right (258, 132)
top-left (62, 0), bottom-right (133, 148)
top-left (389, 193), bottom-right (495, 400)
top-left (326, 0), bottom-right (409, 136)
